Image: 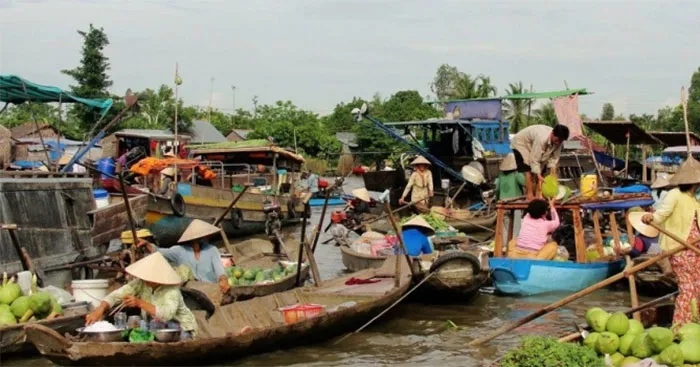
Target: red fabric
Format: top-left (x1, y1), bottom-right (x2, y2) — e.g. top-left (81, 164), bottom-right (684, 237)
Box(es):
top-left (671, 216), bottom-right (700, 325)
top-left (352, 166), bottom-right (365, 175)
top-left (318, 179), bottom-right (328, 188)
top-left (344, 277), bottom-right (381, 285)
top-left (330, 210), bottom-right (347, 224)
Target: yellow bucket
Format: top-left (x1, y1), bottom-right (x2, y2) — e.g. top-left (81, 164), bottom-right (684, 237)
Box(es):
top-left (580, 174), bottom-right (598, 197)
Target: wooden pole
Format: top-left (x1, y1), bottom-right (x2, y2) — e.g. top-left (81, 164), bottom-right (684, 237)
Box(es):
top-left (447, 182), bottom-right (467, 209)
top-left (311, 189), bottom-right (332, 253)
top-left (295, 213), bottom-right (308, 286)
top-left (624, 130), bottom-right (631, 176)
top-left (435, 210), bottom-right (496, 233)
top-left (682, 87), bottom-right (692, 156)
top-left (494, 208), bottom-right (505, 257)
top-left (302, 238), bottom-right (322, 287)
top-left (212, 185), bottom-right (250, 226)
top-left (383, 201), bottom-right (417, 280)
top-left (118, 172), bottom-right (140, 264)
top-left (592, 211), bottom-right (605, 258)
top-left (649, 222), bottom-right (700, 257)
top-left (642, 146), bottom-right (648, 183)
top-left (467, 239), bottom-right (696, 347)
top-left (1, 224), bottom-right (31, 272)
top-left (352, 197), bottom-right (430, 231)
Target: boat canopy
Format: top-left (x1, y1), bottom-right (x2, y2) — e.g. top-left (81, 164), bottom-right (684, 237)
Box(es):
top-left (187, 140), bottom-right (305, 163)
top-left (649, 131), bottom-right (700, 147)
top-left (0, 74), bottom-right (113, 115)
top-left (581, 198), bottom-right (655, 210)
top-left (582, 120), bottom-right (662, 145)
top-left (425, 88), bottom-right (590, 104)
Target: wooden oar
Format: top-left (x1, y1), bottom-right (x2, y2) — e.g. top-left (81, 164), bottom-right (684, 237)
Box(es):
top-left (332, 271), bottom-right (436, 346)
top-left (212, 185), bottom-right (250, 257)
top-left (467, 236), bottom-right (700, 347)
top-left (383, 201), bottom-right (418, 280)
top-left (295, 212), bottom-right (308, 286)
top-left (311, 189), bottom-right (332, 253)
top-left (557, 290), bottom-right (679, 343)
top-left (118, 172), bottom-right (140, 264)
top-left (649, 222), bottom-right (700, 257)
top-left (351, 197), bottom-right (431, 231)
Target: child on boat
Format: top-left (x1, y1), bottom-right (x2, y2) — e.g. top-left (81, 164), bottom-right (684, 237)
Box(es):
top-left (507, 198), bottom-right (559, 260)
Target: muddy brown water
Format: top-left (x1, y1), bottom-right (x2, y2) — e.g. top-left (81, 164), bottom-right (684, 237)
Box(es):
top-left (4, 178), bottom-right (639, 366)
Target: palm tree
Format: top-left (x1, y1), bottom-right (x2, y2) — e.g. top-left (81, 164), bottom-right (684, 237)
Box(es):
top-left (503, 81), bottom-right (532, 132)
top-left (452, 74), bottom-right (498, 99)
top-left (476, 75), bottom-right (497, 98)
top-left (534, 102), bottom-right (558, 126)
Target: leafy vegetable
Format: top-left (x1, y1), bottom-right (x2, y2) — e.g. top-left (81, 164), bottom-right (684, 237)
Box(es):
top-left (126, 328), bottom-right (155, 343)
top-left (500, 336), bottom-right (604, 367)
top-left (399, 213), bottom-right (450, 231)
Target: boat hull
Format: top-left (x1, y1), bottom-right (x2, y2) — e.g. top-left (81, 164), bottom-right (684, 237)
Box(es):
top-left (489, 258), bottom-right (625, 296)
top-left (367, 211), bottom-right (496, 234)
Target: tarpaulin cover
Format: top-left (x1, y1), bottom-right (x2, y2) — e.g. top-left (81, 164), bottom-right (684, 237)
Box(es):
top-left (130, 157), bottom-right (216, 179)
top-left (581, 199), bottom-right (655, 210)
top-left (613, 185), bottom-right (651, 194)
top-left (443, 99), bottom-right (502, 120)
top-left (0, 74), bottom-right (112, 114)
top-left (594, 151), bottom-right (625, 170)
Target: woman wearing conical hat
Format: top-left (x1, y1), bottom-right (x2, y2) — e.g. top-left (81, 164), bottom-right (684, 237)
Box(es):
top-left (85, 252), bottom-right (198, 338)
top-left (650, 173), bottom-right (672, 209)
top-left (399, 156), bottom-right (434, 212)
top-left (642, 157), bottom-right (700, 325)
top-left (137, 219), bottom-right (230, 294)
top-left (400, 216), bottom-right (435, 256)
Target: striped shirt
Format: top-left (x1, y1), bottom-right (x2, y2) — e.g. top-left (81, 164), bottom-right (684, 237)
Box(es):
top-left (516, 207), bottom-right (560, 251)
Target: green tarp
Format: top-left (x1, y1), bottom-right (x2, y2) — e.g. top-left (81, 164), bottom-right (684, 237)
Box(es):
top-left (0, 74), bottom-right (112, 114)
top-left (502, 88), bottom-right (590, 100)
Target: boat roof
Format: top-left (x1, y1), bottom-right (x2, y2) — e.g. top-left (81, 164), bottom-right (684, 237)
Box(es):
top-left (426, 88), bottom-right (590, 104)
top-left (0, 74), bottom-right (112, 114)
top-left (188, 140), bottom-right (305, 163)
top-left (114, 129), bottom-right (191, 140)
top-left (582, 120), bottom-right (662, 145)
top-left (383, 119), bottom-right (504, 127)
top-left (649, 131), bottom-right (700, 147)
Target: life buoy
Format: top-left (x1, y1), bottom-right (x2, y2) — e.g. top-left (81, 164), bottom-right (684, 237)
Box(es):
top-left (429, 252), bottom-right (481, 274)
top-left (170, 193), bottom-right (186, 217)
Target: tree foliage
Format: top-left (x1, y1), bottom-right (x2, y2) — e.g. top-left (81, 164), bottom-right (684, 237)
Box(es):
top-left (61, 24), bottom-right (113, 133)
top-left (504, 81), bottom-right (533, 132)
top-left (533, 102), bottom-right (558, 125)
top-left (601, 103), bottom-right (615, 121)
top-left (687, 66), bottom-right (700, 131)
top-left (324, 97), bottom-right (367, 133)
top-left (430, 63), bottom-right (497, 100)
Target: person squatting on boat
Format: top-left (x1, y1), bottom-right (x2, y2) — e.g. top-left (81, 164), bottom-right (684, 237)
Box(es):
top-left (495, 153), bottom-right (525, 245)
top-left (399, 156), bottom-right (433, 212)
top-left (507, 198), bottom-right (559, 260)
top-left (510, 124), bottom-right (569, 200)
top-left (400, 216), bottom-right (434, 257)
top-left (642, 159), bottom-right (700, 325)
top-left (85, 252), bottom-right (198, 338)
top-left (137, 219), bottom-right (231, 294)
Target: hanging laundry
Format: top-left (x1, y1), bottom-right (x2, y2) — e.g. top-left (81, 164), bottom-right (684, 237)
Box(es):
top-left (551, 95), bottom-right (583, 137)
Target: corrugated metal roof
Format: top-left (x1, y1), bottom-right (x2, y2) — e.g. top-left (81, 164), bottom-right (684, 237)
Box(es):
top-left (114, 129), bottom-right (191, 140)
top-left (189, 120), bottom-right (226, 144)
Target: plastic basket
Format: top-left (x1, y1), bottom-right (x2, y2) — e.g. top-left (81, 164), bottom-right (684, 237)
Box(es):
top-left (279, 303), bottom-right (325, 324)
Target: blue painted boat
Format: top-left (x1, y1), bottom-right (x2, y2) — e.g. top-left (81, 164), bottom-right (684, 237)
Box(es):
top-left (489, 257), bottom-right (625, 296)
top-left (308, 198), bottom-right (346, 207)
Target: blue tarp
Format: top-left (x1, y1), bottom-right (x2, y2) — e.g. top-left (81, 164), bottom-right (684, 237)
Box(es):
top-left (12, 160), bottom-right (44, 168)
top-left (581, 199), bottom-right (655, 210)
top-left (593, 151), bottom-right (625, 170)
top-left (613, 185), bottom-right (651, 194)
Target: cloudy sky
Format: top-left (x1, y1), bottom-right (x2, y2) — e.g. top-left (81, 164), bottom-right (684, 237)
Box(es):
top-left (0, 0), bottom-right (698, 118)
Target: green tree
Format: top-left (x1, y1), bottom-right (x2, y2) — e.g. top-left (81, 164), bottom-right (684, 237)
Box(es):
top-left (687, 67), bottom-right (700, 131)
top-left (61, 24), bottom-right (113, 133)
top-left (503, 82), bottom-right (532, 132)
top-left (533, 102), bottom-right (558, 125)
top-left (324, 97), bottom-right (368, 133)
top-left (430, 64), bottom-right (462, 100)
top-left (656, 105), bottom-right (684, 132)
top-left (601, 103), bottom-right (615, 121)
top-left (453, 74), bottom-right (497, 99)
top-left (377, 90), bottom-right (441, 122)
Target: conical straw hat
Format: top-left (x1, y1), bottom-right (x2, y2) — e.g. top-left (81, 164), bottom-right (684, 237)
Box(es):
top-left (628, 212), bottom-right (659, 238)
top-left (352, 188), bottom-right (371, 202)
top-left (499, 153), bottom-right (517, 171)
top-left (125, 252), bottom-right (182, 285)
top-left (669, 157), bottom-right (700, 186)
top-left (650, 174), bottom-right (670, 189)
top-left (401, 215), bottom-right (435, 235)
top-left (177, 219), bottom-right (221, 243)
top-left (411, 156), bottom-right (431, 166)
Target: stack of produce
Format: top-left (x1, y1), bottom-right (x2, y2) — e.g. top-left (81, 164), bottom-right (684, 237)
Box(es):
top-left (0, 273), bottom-right (63, 326)
top-left (582, 307), bottom-right (700, 366)
top-left (225, 263), bottom-right (301, 287)
top-left (399, 213), bottom-right (450, 232)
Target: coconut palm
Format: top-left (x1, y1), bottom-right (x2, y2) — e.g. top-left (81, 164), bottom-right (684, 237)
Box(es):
top-left (533, 102), bottom-right (558, 126)
top-left (503, 81), bottom-right (532, 132)
top-left (452, 74), bottom-right (498, 99)
top-left (476, 76), bottom-right (497, 98)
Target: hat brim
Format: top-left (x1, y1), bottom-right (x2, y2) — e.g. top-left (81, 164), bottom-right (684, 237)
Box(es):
top-left (628, 212), bottom-right (659, 238)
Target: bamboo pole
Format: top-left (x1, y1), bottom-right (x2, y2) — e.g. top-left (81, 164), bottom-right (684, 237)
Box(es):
top-left (350, 197), bottom-right (430, 231)
top-left (624, 212), bottom-right (640, 321)
top-left (118, 172), bottom-right (140, 264)
top-left (467, 237), bottom-right (697, 347)
top-left (624, 130), bottom-right (631, 176)
top-left (295, 213), bottom-right (308, 286)
top-left (383, 201), bottom-right (418, 281)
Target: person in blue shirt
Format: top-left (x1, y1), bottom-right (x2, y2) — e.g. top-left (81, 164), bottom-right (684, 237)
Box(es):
top-left (137, 219), bottom-right (230, 294)
top-left (400, 216), bottom-right (435, 256)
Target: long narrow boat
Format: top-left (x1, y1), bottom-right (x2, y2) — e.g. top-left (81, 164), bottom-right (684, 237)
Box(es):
top-left (184, 238), bottom-right (310, 304)
top-left (632, 255), bottom-right (677, 297)
top-left (0, 302), bottom-right (91, 356)
top-left (489, 194), bottom-right (651, 296)
top-left (25, 258), bottom-right (412, 366)
top-left (367, 211), bottom-right (497, 234)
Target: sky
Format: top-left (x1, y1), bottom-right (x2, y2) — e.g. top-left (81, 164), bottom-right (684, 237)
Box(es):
top-left (0, 0), bottom-right (699, 118)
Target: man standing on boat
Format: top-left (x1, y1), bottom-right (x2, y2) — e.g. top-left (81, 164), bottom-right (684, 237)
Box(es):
top-left (137, 220), bottom-right (230, 294)
top-left (510, 124), bottom-right (570, 200)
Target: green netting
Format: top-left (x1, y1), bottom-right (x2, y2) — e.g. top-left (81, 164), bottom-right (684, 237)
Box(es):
top-left (0, 74), bottom-right (113, 114)
top-left (186, 139), bottom-right (269, 150)
top-left (502, 88), bottom-right (590, 100)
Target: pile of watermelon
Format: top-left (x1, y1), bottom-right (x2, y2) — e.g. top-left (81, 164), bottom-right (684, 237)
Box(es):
top-left (226, 263), bottom-right (300, 287)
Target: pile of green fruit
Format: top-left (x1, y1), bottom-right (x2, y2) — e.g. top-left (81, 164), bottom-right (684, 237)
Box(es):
top-left (226, 263), bottom-right (300, 287)
top-left (0, 273), bottom-right (62, 327)
top-left (400, 213), bottom-right (450, 231)
top-left (583, 307), bottom-right (700, 366)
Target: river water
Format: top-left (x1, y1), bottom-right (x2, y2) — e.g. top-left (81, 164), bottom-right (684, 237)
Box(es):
top-left (5, 177), bottom-right (639, 367)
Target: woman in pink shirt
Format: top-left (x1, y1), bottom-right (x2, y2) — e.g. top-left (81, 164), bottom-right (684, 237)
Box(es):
top-left (507, 198), bottom-right (560, 260)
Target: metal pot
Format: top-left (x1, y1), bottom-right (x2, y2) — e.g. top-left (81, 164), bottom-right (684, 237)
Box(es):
top-left (76, 328), bottom-right (125, 342)
top-left (154, 329), bottom-right (181, 343)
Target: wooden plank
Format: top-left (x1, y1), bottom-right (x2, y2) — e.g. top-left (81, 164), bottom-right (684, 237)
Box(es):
top-left (592, 211), bottom-right (605, 258)
top-left (609, 212), bottom-right (622, 255)
top-left (494, 208), bottom-right (505, 257)
top-left (572, 209), bottom-right (587, 263)
top-left (507, 210), bottom-right (515, 242)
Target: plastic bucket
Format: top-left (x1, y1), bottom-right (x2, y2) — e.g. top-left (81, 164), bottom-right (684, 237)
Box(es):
top-left (93, 189), bottom-right (110, 209)
top-left (97, 158), bottom-right (115, 179)
top-left (580, 174), bottom-right (598, 197)
top-left (72, 279), bottom-right (109, 308)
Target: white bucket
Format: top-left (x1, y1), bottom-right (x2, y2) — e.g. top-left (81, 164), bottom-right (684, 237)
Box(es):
top-left (72, 279), bottom-right (109, 308)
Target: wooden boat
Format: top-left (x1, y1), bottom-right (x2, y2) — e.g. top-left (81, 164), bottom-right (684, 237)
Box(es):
top-left (633, 255), bottom-right (677, 297)
top-left (0, 301), bottom-right (91, 356)
top-left (488, 194), bottom-right (653, 296)
top-left (89, 193), bottom-right (149, 248)
top-left (340, 236), bottom-right (488, 300)
top-left (25, 258), bottom-right (412, 366)
top-left (366, 211), bottom-right (497, 234)
top-left (184, 238), bottom-right (310, 304)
